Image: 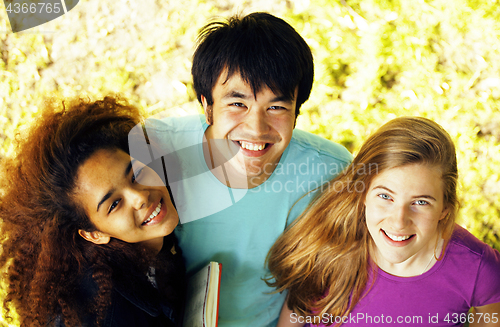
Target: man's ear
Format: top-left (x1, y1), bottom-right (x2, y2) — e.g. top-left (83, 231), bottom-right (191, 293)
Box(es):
top-left (201, 95), bottom-right (213, 125)
top-left (78, 230), bottom-right (111, 245)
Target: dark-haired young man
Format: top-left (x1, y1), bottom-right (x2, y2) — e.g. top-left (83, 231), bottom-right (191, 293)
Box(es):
top-left (146, 12), bottom-right (351, 326)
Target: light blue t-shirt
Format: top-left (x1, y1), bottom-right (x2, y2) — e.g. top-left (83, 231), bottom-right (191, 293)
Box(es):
top-left (142, 115), bottom-right (352, 327)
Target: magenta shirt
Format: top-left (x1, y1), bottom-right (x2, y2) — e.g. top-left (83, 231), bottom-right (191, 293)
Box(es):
top-left (302, 225), bottom-right (500, 326)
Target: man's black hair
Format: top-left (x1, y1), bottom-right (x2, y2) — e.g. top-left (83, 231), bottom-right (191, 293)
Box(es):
top-left (191, 12), bottom-right (314, 117)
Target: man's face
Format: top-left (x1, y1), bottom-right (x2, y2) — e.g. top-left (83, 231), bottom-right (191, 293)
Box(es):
top-left (203, 71), bottom-right (297, 187)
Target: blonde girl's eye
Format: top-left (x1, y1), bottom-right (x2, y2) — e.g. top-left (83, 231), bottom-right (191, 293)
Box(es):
top-left (378, 193), bottom-right (391, 200)
top-left (414, 199), bottom-right (429, 206)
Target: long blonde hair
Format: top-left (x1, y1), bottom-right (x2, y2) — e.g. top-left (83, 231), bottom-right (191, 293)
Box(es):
top-left (266, 117), bottom-right (459, 321)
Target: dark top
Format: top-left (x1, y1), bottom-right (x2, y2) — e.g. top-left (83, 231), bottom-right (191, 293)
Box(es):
top-left (55, 234), bottom-right (185, 327)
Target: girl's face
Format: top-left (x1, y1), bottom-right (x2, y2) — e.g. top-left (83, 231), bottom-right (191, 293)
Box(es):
top-left (364, 164), bottom-right (449, 275)
top-left (74, 148), bottom-right (179, 251)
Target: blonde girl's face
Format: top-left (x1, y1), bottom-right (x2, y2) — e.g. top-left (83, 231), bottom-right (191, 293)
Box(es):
top-left (364, 164), bottom-right (449, 276)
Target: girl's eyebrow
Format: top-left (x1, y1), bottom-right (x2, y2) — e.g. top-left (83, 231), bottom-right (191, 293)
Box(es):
top-left (97, 189), bottom-right (114, 213)
top-left (372, 185), bottom-right (394, 194)
top-left (125, 159), bottom-right (136, 176)
top-left (413, 195), bottom-right (437, 201)
top-left (96, 159), bottom-right (137, 212)
top-left (372, 185), bottom-right (437, 201)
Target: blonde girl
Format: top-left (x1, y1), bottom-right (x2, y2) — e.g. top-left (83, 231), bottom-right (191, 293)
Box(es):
top-left (267, 117), bottom-right (500, 326)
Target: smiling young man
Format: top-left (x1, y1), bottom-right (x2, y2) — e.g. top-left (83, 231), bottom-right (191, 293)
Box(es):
top-left (144, 13), bottom-right (352, 326)
top-left (201, 71), bottom-right (297, 188)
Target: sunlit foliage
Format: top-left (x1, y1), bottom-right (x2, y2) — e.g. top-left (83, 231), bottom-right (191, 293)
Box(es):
top-left (0, 4), bottom-right (499, 324)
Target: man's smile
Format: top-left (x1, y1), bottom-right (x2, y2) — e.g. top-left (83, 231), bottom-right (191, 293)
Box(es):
top-left (238, 141), bottom-right (267, 151)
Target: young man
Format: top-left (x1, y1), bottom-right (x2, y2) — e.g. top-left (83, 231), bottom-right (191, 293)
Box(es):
top-left (144, 12), bottom-right (352, 326)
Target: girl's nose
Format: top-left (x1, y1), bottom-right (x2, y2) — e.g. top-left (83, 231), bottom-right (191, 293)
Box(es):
top-left (128, 187), bottom-right (150, 210)
top-left (389, 204), bottom-right (410, 231)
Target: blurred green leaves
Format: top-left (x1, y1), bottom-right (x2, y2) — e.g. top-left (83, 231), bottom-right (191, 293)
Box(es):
top-left (0, 0), bottom-right (499, 251)
top-left (290, 0), bottom-right (500, 249)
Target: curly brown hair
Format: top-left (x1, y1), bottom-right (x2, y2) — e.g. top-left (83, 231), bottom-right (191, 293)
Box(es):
top-left (0, 97), bottom-right (184, 326)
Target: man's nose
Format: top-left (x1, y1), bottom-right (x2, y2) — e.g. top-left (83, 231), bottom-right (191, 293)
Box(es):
top-left (244, 108), bottom-right (270, 136)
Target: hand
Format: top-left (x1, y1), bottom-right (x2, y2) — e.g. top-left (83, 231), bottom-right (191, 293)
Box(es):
top-left (469, 302), bottom-right (500, 327)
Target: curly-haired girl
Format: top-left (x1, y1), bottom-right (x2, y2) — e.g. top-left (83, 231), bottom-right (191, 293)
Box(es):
top-left (0, 97), bottom-right (185, 327)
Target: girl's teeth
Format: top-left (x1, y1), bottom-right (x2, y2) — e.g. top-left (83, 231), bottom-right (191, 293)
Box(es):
top-left (143, 202), bottom-right (162, 225)
top-left (240, 141), bottom-right (265, 151)
top-left (385, 232), bottom-right (411, 242)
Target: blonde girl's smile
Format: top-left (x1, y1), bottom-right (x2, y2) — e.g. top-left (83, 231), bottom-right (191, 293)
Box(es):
top-left (381, 230), bottom-right (414, 244)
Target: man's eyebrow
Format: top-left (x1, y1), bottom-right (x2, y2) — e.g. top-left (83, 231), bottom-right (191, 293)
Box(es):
top-left (222, 91), bottom-right (293, 104)
top-left (270, 95), bottom-right (293, 104)
top-left (222, 91), bottom-right (252, 100)
top-left (96, 159), bottom-right (136, 213)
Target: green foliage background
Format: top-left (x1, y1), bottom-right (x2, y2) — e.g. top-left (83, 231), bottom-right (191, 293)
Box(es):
top-left (0, 0), bottom-right (499, 324)
top-left (1, 0), bottom-right (499, 249)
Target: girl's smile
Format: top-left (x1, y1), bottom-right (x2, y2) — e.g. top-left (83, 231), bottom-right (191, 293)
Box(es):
top-left (141, 199), bottom-right (164, 226)
top-left (381, 229), bottom-right (415, 245)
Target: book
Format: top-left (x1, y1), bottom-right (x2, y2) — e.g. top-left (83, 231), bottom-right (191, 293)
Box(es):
top-left (182, 261), bottom-right (222, 327)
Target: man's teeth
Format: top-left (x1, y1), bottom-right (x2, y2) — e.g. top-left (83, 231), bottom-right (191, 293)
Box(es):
top-left (385, 231), bottom-right (412, 242)
top-left (143, 202), bottom-right (162, 225)
top-left (240, 141), bottom-right (265, 151)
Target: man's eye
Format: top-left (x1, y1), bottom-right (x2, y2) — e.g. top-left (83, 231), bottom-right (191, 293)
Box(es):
top-left (269, 106), bottom-right (286, 110)
top-left (231, 103), bottom-right (246, 107)
top-left (108, 199), bottom-right (120, 214)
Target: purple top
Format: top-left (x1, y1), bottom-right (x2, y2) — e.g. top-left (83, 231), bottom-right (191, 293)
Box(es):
top-left (304, 225), bottom-right (500, 326)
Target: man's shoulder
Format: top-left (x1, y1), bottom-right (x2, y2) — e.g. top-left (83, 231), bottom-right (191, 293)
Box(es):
top-left (290, 128), bottom-right (352, 164)
top-left (146, 114), bottom-right (206, 133)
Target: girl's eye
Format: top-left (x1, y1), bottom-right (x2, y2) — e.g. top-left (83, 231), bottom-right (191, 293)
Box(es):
top-left (378, 193), bottom-right (391, 200)
top-left (132, 167), bottom-right (144, 183)
top-left (415, 200), bottom-right (429, 205)
top-left (108, 199), bottom-right (120, 214)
